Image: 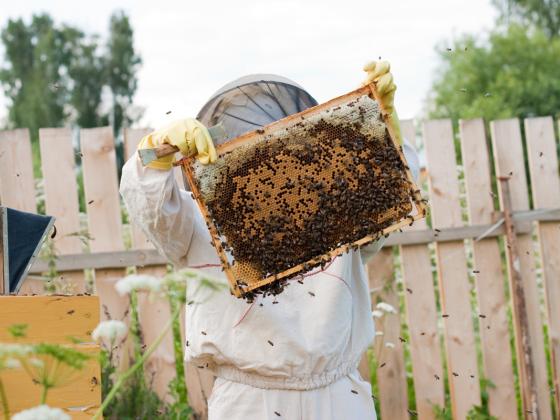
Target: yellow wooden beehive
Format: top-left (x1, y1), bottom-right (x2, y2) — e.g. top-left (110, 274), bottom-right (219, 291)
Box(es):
top-left (181, 83), bottom-right (426, 298)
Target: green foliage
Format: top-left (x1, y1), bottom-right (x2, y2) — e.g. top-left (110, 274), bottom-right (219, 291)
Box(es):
top-left (105, 11), bottom-right (142, 135)
top-left (68, 36), bottom-right (106, 128)
top-left (102, 369), bottom-right (166, 420)
top-left (428, 24), bottom-right (560, 122)
top-left (0, 11), bottom-right (141, 139)
top-left (7, 324), bottom-right (28, 339)
top-left (0, 14), bottom-right (81, 138)
top-left (493, 0), bottom-right (560, 38)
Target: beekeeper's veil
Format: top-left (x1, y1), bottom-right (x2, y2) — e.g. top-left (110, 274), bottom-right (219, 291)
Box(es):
top-left (197, 74), bottom-right (318, 142)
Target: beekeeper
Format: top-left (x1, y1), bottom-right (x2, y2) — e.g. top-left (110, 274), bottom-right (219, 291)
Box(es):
top-left (120, 61), bottom-right (419, 420)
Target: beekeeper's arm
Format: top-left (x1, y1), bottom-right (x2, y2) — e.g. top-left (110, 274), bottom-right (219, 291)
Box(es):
top-left (360, 61), bottom-right (420, 263)
top-left (119, 119), bottom-right (217, 266)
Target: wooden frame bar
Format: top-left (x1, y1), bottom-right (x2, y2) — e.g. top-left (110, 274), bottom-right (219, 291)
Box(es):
top-left (26, 207), bottom-right (559, 274)
top-left (181, 83), bottom-right (426, 296)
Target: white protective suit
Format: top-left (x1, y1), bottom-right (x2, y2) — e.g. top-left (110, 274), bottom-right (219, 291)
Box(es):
top-left (119, 138), bottom-right (419, 420)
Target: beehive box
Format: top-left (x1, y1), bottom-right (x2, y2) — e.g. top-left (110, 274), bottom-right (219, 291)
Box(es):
top-left (180, 83), bottom-right (426, 298)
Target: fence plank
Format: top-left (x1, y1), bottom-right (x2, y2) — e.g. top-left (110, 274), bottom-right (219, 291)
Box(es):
top-left (399, 119), bottom-right (444, 419)
top-left (0, 129), bottom-right (36, 212)
top-left (80, 127), bottom-right (128, 323)
top-left (0, 129), bottom-right (44, 294)
top-left (490, 118), bottom-right (552, 419)
top-left (525, 116), bottom-right (560, 410)
top-left (423, 119), bottom-right (480, 419)
top-left (124, 128), bottom-right (214, 417)
top-left (368, 247), bottom-right (409, 420)
top-left (459, 118), bottom-right (517, 418)
top-left (39, 128), bottom-right (86, 293)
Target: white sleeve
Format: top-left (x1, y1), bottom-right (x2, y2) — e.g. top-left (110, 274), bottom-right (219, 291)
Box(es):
top-left (360, 139), bottom-right (421, 264)
top-left (119, 155), bottom-right (197, 267)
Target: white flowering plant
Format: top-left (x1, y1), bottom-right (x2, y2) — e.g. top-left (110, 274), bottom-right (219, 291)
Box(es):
top-left (94, 268), bottom-right (223, 420)
top-left (12, 405), bottom-right (70, 420)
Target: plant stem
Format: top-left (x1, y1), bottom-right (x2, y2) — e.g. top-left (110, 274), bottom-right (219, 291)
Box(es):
top-left (129, 290), bottom-right (144, 362)
top-left (92, 304), bottom-right (182, 420)
top-left (169, 294), bottom-right (188, 406)
top-left (0, 377), bottom-right (11, 419)
top-left (40, 384), bottom-right (49, 405)
top-left (129, 290), bottom-right (144, 387)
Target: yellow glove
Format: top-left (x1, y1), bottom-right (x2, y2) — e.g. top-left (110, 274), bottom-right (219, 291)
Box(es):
top-left (363, 61), bottom-right (402, 145)
top-left (138, 118), bottom-right (217, 170)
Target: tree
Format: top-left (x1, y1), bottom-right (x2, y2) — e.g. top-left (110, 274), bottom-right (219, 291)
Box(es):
top-left (0, 15), bottom-right (82, 137)
top-left (493, 0), bottom-right (560, 38)
top-left (427, 24), bottom-right (560, 121)
top-left (0, 11), bottom-right (141, 136)
top-left (67, 36), bottom-right (106, 128)
top-left (105, 11), bottom-right (142, 135)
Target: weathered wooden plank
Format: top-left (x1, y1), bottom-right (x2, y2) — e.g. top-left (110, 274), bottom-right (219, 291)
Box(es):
top-left (25, 205), bottom-right (560, 273)
top-left (368, 247), bottom-right (409, 420)
top-left (0, 129), bottom-right (36, 212)
top-left (0, 296), bottom-right (99, 343)
top-left (80, 127), bottom-right (128, 322)
top-left (124, 127), bottom-right (214, 417)
top-left (460, 118), bottom-right (517, 418)
top-left (0, 129), bottom-right (43, 294)
top-left (424, 119), bottom-right (480, 419)
top-left (525, 116), bottom-right (560, 410)
top-left (39, 128), bottom-right (86, 293)
top-left (491, 118), bottom-right (552, 419)
top-left (399, 119), bottom-right (444, 419)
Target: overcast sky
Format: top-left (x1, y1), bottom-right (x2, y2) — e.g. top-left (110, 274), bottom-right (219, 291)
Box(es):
top-left (1, 0), bottom-right (498, 128)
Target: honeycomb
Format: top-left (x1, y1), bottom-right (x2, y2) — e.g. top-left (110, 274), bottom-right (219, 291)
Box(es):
top-left (181, 86), bottom-right (425, 299)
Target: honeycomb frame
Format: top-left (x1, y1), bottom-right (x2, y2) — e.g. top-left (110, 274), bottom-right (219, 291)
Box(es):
top-left (179, 83), bottom-right (427, 298)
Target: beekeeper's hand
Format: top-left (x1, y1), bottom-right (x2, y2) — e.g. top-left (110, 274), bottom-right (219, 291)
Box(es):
top-left (363, 60), bottom-right (402, 145)
top-left (138, 118), bottom-right (217, 170)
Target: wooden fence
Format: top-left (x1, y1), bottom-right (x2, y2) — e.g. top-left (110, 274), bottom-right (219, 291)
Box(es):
top-left (0, 117), bottom-right (559, 419)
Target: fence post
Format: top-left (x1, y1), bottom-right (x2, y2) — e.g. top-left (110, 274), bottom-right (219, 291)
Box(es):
top-left (399, 120), bottom-right (444, 419)
top-left (460, 118), bottom-right (517, 418)
top-left (491, 118), bottom-right (552, 419)
top-left (499, 176), bottom-right (539, 417)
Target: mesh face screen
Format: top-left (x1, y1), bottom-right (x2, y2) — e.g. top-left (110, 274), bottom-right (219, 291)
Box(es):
top-left (182, 87), bottom-right (425, 299)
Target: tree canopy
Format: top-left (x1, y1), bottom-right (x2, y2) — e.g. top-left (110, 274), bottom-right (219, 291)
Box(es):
top-left (0, 11), bottom-right (141, 139)
top-left (427, 24), bottom-right (560, 121)
top-left (493, 0), bottom-right (560, 38)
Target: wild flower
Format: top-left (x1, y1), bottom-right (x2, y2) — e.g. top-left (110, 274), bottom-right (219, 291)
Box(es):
top-left (385, 342), bottom-right (395, 349)
top-left (4, 358), bottom-right (21, 369)
top-left (92, 321), bottom-right (128, 346)
top-left (0, 343), bottom-right (33, 368)
top-left (115, 274), bottom-right (160, 296)
top-left (22, 343), bottom-right (90, 404)
top-left (376, 302), bottom-right (397, 314)
top-left (372, 310), bottom-right (384, 319)
top-left (12, 404), bottom-right (70, 420)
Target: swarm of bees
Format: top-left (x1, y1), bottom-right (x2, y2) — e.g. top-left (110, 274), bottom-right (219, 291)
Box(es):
top-left (185, 89), bottom-right (424, 300)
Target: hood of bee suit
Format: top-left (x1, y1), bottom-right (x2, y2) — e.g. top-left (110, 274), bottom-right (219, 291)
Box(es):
top-left (196, 74), bottom-right (318, 144)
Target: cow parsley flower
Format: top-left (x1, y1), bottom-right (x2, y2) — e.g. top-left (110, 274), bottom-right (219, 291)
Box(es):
top-left (385, 342), bottom-right (395, 349)
top-left (91, 320), bottom-right (128, 344)
top-left (115, 274), bottom-right (160, 296)
top-left (372, 310), bottom-right (384, 319)
top-left (376, 302), bottom-right (397, 314)
top-left (12, 405), bottom-right (70, 420)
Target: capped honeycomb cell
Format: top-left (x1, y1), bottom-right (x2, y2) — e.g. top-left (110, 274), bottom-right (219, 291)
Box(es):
top-left (181, 84), bottom-right (426, 299)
